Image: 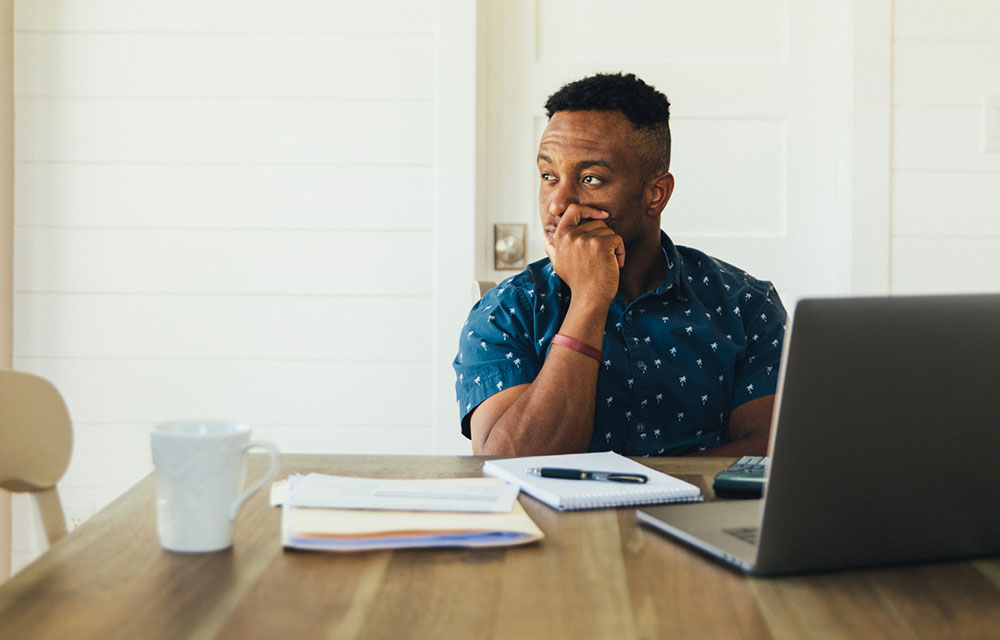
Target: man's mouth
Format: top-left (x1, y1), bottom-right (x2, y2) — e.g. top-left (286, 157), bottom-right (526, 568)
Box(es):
top-left (542, 216), bottom-right (613, 238)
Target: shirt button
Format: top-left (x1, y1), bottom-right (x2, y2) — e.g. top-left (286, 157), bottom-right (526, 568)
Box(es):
top-left (636, 423), bottom-right (646, 432)
top-left (636, 361), bottom-right (646, 370)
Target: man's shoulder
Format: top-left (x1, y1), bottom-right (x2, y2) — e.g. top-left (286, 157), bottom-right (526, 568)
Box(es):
top-left (675, 244), bottom-right (776, 295)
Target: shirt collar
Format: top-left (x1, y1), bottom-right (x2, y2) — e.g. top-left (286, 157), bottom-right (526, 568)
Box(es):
top-left (653, 231), bottom-right (687, 301)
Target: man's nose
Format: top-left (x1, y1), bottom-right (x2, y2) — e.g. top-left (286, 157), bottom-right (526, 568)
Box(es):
top-left (548, 181), bottom-right (579, 217)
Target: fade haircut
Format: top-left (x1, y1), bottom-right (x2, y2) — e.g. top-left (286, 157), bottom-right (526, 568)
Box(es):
top-left (544, 72), bottom-right (671, 177)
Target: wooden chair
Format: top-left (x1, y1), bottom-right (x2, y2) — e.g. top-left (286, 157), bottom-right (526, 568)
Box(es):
top-left (472, 280), bottom-right (496, 303)
top-left (0, 370), bottom-right (73, 547)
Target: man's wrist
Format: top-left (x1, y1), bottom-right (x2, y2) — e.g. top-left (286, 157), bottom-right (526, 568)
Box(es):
top-left (566, 291), bottom-right (614, 317)
top-left (556, 297), bottom-right (610, 360)
top-left (551, 334), bottom-right (604, 362)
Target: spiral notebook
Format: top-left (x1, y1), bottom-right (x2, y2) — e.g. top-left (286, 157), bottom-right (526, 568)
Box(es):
top-left (483, 451), bottom-right (702, 511)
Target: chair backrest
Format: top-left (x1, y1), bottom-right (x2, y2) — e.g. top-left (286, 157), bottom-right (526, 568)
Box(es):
top-left (472, 280), bottom-right (496, 303)
top-left (0, 370), bottom-right (73, 545)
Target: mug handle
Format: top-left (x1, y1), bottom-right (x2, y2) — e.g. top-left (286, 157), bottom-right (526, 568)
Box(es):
top-left (229, 440), bottom-right (280, 521)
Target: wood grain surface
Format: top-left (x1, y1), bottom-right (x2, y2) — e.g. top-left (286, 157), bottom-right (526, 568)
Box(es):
top-left (0, 454), bottom-right (997, 639)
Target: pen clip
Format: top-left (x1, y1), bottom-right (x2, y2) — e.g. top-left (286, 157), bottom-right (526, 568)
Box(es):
top-left (605, 473), bottom-right (647, 484)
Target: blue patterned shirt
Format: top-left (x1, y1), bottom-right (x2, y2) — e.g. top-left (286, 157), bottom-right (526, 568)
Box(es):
top-left (454, 233), bottom-right (787, 456)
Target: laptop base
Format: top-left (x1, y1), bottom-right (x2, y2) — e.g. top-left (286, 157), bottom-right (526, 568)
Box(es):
top-left (637, 501), bottom-right (761, 573)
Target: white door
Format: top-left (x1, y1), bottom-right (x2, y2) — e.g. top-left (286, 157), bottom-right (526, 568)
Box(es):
top-left (479, 0), bottom-right (852, 307)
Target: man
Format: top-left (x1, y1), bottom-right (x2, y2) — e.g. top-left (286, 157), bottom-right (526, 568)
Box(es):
top-left (454, 72), bottom-right (786, 457)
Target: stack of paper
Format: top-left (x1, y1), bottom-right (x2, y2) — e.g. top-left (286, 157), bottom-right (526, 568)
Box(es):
top-left (271, 475), bottom-right (543, 552)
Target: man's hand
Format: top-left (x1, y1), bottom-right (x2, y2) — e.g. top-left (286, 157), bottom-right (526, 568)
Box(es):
top-left (543, 204), bottom-right (624, 305)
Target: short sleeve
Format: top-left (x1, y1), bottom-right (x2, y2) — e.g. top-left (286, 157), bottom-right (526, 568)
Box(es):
top-left (453, 286), bottom-right (543, 438)
top-left (732, 284), bottom-right (787, 407)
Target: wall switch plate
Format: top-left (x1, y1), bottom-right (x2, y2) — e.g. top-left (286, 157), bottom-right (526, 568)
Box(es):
top-left (494, 223), bottom-right (527, 270)
top-left (983, 95), bottom-right (1000, 153)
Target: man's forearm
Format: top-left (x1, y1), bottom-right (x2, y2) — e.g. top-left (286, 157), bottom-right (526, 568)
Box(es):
top-left (473, 299), bottom-right (609, 456)
top-left (477, 359), bottom-right (599, 455)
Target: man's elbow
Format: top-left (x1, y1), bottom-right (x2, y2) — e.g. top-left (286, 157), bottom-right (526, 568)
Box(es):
top-left (731, 429), bottom-right (771, 456)
top-left (473, 430), bottom-right (517, 456)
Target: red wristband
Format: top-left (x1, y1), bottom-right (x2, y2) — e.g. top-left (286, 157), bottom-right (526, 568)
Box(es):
top-left (551, 334), bottom-right (604, 362)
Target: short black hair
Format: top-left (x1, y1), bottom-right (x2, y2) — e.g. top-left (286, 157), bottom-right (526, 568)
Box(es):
top-left (544, 72), bottom-right (672, 174)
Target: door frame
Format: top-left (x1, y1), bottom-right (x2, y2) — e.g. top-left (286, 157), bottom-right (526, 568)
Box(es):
top-left (849, 0), bottom-right (892, 295)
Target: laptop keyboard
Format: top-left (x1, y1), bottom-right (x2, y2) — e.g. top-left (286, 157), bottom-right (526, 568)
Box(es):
top-left (730, 456), bottom-right (769, 476)
top-left (724, 527), bottom-right (760, 545)
top-left (712, 456), bottom-right (770, 497)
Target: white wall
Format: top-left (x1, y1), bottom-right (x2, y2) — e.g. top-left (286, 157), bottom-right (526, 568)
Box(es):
top-left (10, 0), bottom-right (475, 573)
top-left (890, 0), bottom-right (1000, 293)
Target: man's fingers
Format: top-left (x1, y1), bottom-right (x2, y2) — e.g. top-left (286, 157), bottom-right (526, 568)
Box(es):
top-left (554, 205), bottom-right (609, 238)
top-left (554, 206), bottom-right (581, 234)
top-left (549, 207), bottom-right (625, 268)
top-left (613, 239), bottom-right (625, 268)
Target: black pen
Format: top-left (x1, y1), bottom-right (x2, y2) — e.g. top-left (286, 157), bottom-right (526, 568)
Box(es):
top-left (526, 467), bottom-right (648, 484)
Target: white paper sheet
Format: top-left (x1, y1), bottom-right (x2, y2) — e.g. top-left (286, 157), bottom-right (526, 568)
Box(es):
top-left (276, 474), bottom-right (520, 513)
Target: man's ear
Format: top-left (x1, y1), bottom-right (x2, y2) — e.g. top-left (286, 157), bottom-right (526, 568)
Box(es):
top-left (646, 172), bottom-right (674, 217)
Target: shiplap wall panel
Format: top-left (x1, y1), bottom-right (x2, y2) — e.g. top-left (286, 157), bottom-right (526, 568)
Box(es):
top-left (47, 422), bottom-right (436, 496)
top-left (11, 0), bottom-right (444, 573)
top-left (891, 0), bottom-right (1000, 293)
top-left (249, 425), bottom-right (434, 455)
top-left (15, 229), bottom-right (432, 294)
top-left (15, 164), bottom-right (434, 230)
top-left (16, 34), bottom-right (435, 99)
top-left (14, 294), bottom-right (432, 360)
top-left (14, 358), bottom-right (431, 427)
top-left (16, 99), bottom-right (433, 164)
top-left (61, 425), bottom-right (177, 489)
top-left (891, 238), bottom-right (1000, 293)
top-left (14, 0), bottom-right (433, 34)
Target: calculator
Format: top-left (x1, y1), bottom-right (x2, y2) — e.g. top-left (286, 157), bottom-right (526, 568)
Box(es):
top-left (712, 456), bottom-right (769, 498)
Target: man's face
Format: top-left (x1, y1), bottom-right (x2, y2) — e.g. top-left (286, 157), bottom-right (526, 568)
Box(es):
top-left (537, 110), bottom-right (651, 249)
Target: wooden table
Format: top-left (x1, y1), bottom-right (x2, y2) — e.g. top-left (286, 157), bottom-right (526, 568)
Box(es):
top-left (1, 455), bottom-right (998, 639)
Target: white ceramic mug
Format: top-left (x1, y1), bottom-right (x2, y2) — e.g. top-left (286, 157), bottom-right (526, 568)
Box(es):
top-left (151, 420), bottom-right (279, 553)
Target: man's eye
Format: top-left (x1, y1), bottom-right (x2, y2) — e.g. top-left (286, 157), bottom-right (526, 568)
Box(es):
top-left (540, 172), bottom-right (556, 181)
top-left (582, 175), bottom-right (603, 185)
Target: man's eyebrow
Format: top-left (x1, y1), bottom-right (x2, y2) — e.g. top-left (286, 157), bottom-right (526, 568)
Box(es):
top-left (535, 154), bottom-right (613, 171)
top-left (576, 159), bottom-right (612, 171)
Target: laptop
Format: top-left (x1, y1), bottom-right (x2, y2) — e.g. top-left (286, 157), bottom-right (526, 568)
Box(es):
top-left (637, 294), bottom-right (1000, 575)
